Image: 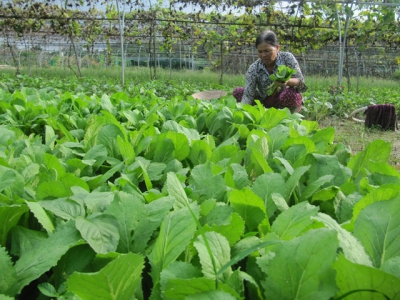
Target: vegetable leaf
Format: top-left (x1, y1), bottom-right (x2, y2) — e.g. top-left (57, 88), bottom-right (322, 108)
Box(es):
top-left (258, 228), bottom-right (338, 300)
top-left (0, 247), bottom-right (17, 296)
top-left (104, 192), bottom-right (147, 253)
top-left (75, 214), bottom-right (120, 254)
top-left (0, 205), bottom-right (29, 247)
top-left (67, 253), bottom-right (145, 300)
top-left (353, 198), bottom-right (400, 268)
top-left (270, 202), bottom-right (319, 240)
top-left (164, 278), bottom-right (241, 300)
top-left (333, 254), bottom-right (400, 300)
top-left (266, 65), bottom-right (297, 96)
top-left (347, 140), bottom-right (391, 180)
top-left (313, 213), bottom-right (372, 266)
top-left (25, 201), bottom-right (55, 234)
top-left (13, 221), bottom-right (82, 295)
top-left (229, 188), bottom-right (266, 232)
top-left (148, 204), bottom-right (199, 286)
top-left (131, 196), bottom-right (175, 254)
top-left (194, 231), bottom-right (232, 280)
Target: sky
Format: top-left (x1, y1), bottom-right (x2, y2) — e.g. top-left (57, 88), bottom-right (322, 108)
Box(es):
top-left (91, 0), bottom-right (246, 15)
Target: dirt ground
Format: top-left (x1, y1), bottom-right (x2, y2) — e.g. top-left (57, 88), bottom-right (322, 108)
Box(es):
top-left (319, 117), bottom-right (400, 168)
top-left (0, 65), bottom-right (15, 69)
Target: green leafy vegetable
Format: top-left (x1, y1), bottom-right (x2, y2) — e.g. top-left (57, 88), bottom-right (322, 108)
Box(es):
top-left (333, 254), bottom-right (400, 300)
top-left (0, 247), bottom-right (17, 296)
top-left (1, 76), bottom-right (400, 299)
top-left (258, 228), bottom-right (338, 300)
top-left (0, 205), bottom-right (29, 247)
top-left (13, 221), bottom-right (82, 295)
top-left (67, 253), bottom-right (145, 300)
top-left (75, 214), bottom-right (120, 254)
top-left (148, 205), bottom-right (199, 287)
top-left (266, 65), bottom-right (297, 96)
top-left (194, 231), bottom-right (232, 281)
top-left (353, 198), bottom-right (400, 268)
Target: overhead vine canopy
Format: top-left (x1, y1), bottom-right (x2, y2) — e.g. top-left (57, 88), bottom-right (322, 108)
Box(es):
top-left (0, 0), bottom-right (399, 78)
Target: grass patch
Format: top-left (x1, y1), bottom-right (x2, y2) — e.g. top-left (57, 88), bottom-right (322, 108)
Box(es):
top-left (319, 117), bottom-right (400, 166)
top-left (2, 66), bottom-right (246, 88)
top-left (4, 66), bottom-right (399, 91)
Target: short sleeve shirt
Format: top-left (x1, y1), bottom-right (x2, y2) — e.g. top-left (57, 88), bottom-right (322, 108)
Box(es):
top-left (241, 51), bottom-right (307, 105)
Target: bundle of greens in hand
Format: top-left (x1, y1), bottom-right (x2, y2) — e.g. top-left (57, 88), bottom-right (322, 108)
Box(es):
top-left (266, 65), bottom-right (297, 96)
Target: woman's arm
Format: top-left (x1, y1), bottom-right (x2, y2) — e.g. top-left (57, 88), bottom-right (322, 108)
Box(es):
top-left (280, 52), bottom-right (308, 92)
top-left (241, 63), bottom-right (259, 104)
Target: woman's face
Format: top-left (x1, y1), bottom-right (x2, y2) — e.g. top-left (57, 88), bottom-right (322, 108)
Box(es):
top-left (257, 42), bottom-right (279, 67)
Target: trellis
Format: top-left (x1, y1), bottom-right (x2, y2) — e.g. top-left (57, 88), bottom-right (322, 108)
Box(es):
top-left (1, 36), bottom-right (397, 79)
top-left (1, 0), bottom-right (399, 82)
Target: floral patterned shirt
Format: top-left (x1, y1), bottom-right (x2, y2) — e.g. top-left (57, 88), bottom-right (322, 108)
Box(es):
top-left (241, 51), bottom-right (308, 105)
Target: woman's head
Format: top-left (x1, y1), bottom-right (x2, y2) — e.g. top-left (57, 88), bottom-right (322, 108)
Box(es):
top-left (256, 30), bottom-right (280, 67)
top-left (255, 30), bottom-right (279, 48)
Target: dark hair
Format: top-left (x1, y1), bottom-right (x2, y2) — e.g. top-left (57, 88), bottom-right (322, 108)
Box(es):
top-left (255, 30), bottom-right (279, 48)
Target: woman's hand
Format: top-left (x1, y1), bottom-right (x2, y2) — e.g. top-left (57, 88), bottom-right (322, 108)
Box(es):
top-left (276, 78), bottom-right (300, 88)
top-left (275, 80), bottom-right (288, 88)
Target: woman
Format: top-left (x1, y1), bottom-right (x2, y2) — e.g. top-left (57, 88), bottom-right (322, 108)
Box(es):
top-left (233, 30), bottom-right (307, 112)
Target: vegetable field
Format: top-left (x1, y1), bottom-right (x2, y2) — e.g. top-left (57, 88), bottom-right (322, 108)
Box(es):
top-left (1, 74), bottom-right (400, 300)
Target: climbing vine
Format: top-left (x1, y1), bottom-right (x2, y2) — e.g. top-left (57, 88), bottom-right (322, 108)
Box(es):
top-left (0, 0), bottom-right (399, 82)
